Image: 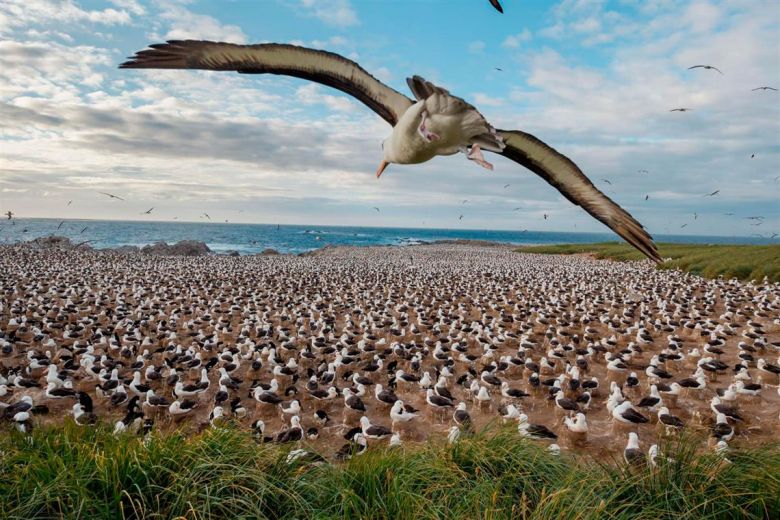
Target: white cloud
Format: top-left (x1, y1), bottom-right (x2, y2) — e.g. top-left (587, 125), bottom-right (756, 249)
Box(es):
top-left (502, 29), bottom-right (532, 48)
top-left (299, 0), bottom-right (358, 28)
top-left (159, 4), bottom-right (247, 44)
top-left (468, 40), bottom-right (486, 54)
top-left (473, 93), bottom-right (503, 107)
top-left (0, 0), bottom-right (132, 33)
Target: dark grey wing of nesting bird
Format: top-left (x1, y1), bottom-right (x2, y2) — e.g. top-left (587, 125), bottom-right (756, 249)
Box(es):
top-left (494, 130), bottom-right (662, 263)
top-left (120, 40), bottom-right (414, 126)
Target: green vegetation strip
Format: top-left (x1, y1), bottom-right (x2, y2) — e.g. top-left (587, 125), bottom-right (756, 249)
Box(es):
top-left (516, 242), bottom-right (780, 282)
top-left (0, 423), bottom-right (777, 519)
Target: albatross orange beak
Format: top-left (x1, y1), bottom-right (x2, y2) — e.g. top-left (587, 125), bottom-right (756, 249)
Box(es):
top-left (376, 160), bottom-right (389, 178)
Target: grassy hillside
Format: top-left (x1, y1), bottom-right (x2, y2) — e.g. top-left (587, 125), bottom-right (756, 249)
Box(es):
top-left (516, 242), bottom-right (780, 282)
top-left (0, 423), bottom-right (777, 519)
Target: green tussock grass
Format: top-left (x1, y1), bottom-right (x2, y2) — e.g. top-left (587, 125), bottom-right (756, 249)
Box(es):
top-left (0, 423), bottom-right (778, 519)
top-left (515, 242), bottom-right (780, 282)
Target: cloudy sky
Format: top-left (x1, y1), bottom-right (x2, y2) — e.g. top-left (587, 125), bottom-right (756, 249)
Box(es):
top-left (0, 0), bottom-right (778, 237)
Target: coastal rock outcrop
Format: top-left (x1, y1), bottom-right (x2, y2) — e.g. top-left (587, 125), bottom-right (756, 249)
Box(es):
top-left (28, 235), bottom-right (92, 250)
top-left (141, 240), bottom-right (211, 256)
top-left (259, 248), bottom-right (280, 256)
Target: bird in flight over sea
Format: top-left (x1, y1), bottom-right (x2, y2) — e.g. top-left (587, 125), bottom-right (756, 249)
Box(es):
top-left (638, 169), bottom-right (649, 174)
top-left (459, 214), bottom-right (464, 220)
top-left (4, 211), bottom-right (12, 220)
top-left (688, 65), bottom-right (723, 74)
top-left (120, 40), bottom-right (661, 263)
top-left (602, 179), bottom-right (612, 185)
top-left (462, 199), bottom-right (469, 204)
top-left (705, 190), bottom-right (720, 197)
top-left (752, 86), bottom-right (777, 91)
top-left (99, 192), bottom-right (125, 201)
top-left (745, 216), bottom-right (764, 220)
top-left (494, 67), bottom-right (503, 72)
top-left (680, 224), bottom-right (688, 228)
top-left (142, 207), bottom-right (154, 215)
top-left (724, 213), bottom-right (735, 216)
top-left (645, 195), bottom-right (649, 201)
top-left (80, 226), bottom-right (88, 233)
top-left (57, 221), bottom-right (65, 230)
top-left (750, 153), bottom-right (755, 158)
top-left (503, 184), bottom-right (511, 188)
top-left (771, 233), bottom-right (778, 239)
top-left (202, 213), bottom-right (211, 220)
top-left (512, 207), bottom-right (522, 211)
top-left (670, 108), bottom-right (692, 112)
top-left (489, 0), bottom-right (504, 13)
top-left (67, 200), bottom-right (73, 206)
top-left (694, 213), bottom-right (698, 220)
top-left (373, 207), bottom-right (380, 213)
top-left (543, 213), bottom-right (549, 220)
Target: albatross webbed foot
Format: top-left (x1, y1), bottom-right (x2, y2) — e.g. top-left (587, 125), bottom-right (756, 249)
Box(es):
top-left (417, 110), bottom-right (440, 142)
top-left (467, 144), bottom-right (494, 170)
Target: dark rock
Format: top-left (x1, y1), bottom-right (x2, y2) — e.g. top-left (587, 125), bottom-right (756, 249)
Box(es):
top-left (113, 245), bottom-right (141, 255)
top-left (141, 240), bottom-right (211, 257)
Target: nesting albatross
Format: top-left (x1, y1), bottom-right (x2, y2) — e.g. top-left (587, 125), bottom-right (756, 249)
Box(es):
top-left (120, 40), bottom-right (660, 262)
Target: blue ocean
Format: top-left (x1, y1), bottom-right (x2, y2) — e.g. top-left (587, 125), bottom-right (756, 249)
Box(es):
top-left (0, 218), bottom-right (774, 255)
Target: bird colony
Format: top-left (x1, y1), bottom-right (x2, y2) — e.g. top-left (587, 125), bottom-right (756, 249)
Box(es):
top-left (1, 244), bottom-right (779, 464)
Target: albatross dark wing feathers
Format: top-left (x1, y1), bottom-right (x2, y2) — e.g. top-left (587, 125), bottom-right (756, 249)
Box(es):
top-left (496, 130), bottom-right (661, 263)
top-left (120, 40), bottom-right (413, 126)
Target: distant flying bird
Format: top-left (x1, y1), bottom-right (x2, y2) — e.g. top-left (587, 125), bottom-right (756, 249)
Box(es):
top-left (57, 221), bottom-right (65, 230)
top-left (751, 86), bottom-right (777, 91)
top-left (462, 199), bottom-right (469, 204)
top-left (694, 213), bottom-right (698, 220)
top-left (543, 213), bottom-right (549, 220)
top-left (67, 200), bottom-right (73, 206)
top-left (745, 216), bottom-right (764, 220)
top-left (602, 179), bottom-right (612, 185)
top-left (750, 154), bottom-right (755, 158)
top-left (74, 240), bottom-right (92, 248)
top-left (458, 214), bottom-right (464, 220)
top-left (512, 207), bottom-right (522, 211)
top-left (503, 184), bottom-right (511, 188)
top-left (638, 169), bottom-right (649, 174)
top-left (120, 40), bottom-right (661, 262)
top-left (202, 213), bottom-right (211, 220)
top-left (4, 211), bottom-right (12, 220)
top-left (489, 0), bottom-right (503, 13)
top-left (723, 213), bottom-right (735, 216)
top-left (373, 207), bottom-right (380, 213)
top-left (680, 224), bottom-right (688, 229)
top-left (80, 226), bottom-right (88, 233)
top-left (143, 207), bottom-right (154, 214)
top-left (645, 195), bottom-right (649, 201)
top-left (494, 67), bottom-right (503, 72)
top-left (705, 190), bottom-right (720, 197)
top-left (771, 233), bottom-right (778, 239)
top-left (99, 192), bottom-right (125, 201)
top-left (669, 108), bottom-right (692, 112)
top-left (688, 65), bottom-right (723, 74)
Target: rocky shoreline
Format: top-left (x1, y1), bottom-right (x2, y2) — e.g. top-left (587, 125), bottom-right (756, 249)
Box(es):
top-left (12, 235), bottom-right (511, 258)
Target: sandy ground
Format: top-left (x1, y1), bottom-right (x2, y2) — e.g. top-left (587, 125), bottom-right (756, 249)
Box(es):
top-left (1, 243), bottom-right (778, 460)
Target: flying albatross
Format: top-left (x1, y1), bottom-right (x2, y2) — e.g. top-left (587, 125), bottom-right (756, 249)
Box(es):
top-left (120, 40), bottom-right (660, 262)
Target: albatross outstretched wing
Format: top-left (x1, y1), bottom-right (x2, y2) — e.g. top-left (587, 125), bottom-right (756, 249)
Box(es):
top-left (496, 130), bottom-right (661, 263)
top-left (120, 40), bottom-right (413, 126)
